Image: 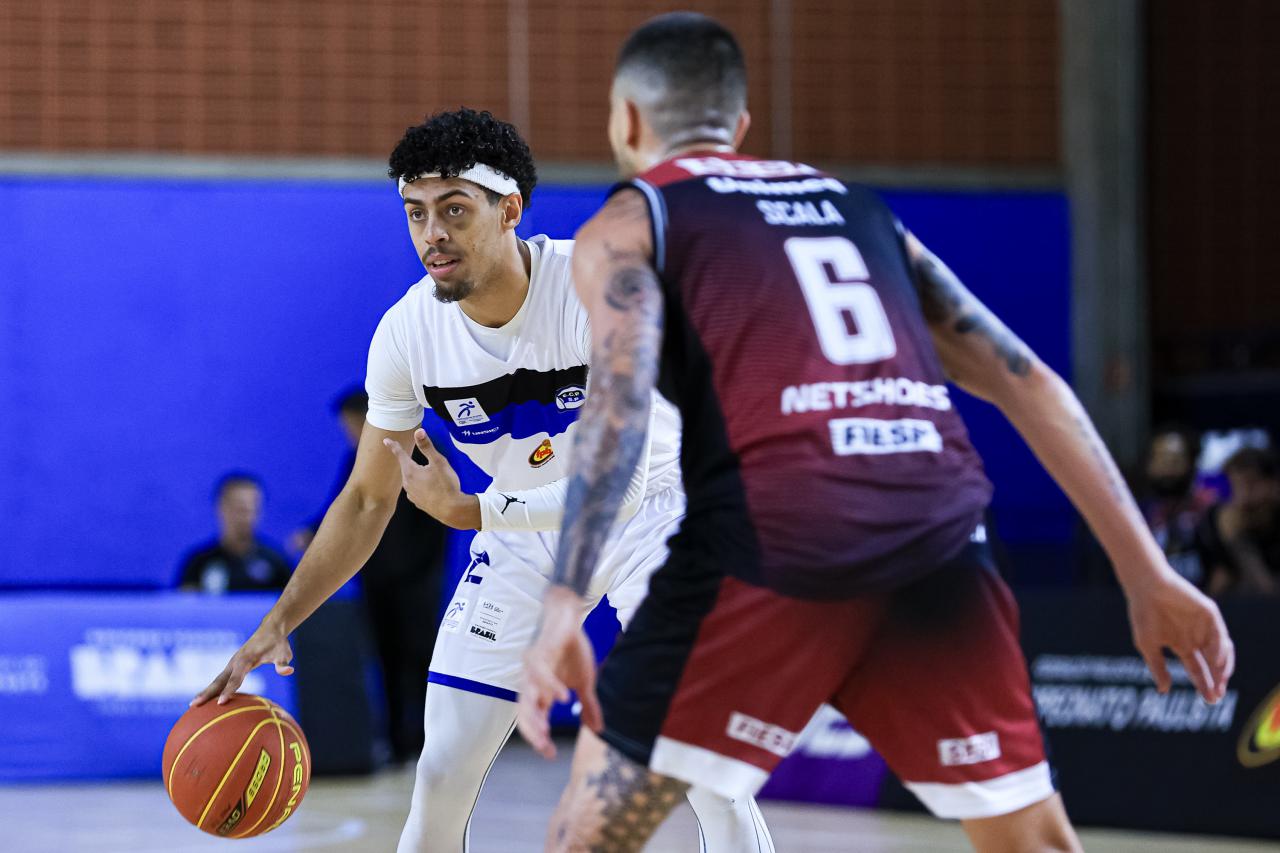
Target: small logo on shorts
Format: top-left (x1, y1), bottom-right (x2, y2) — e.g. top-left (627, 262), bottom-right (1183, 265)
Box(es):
top-left (937, 731), bottom-right (1001, 767)
top-left (529, 439), bottom-right (555, 467)
top-left (726, 712), bottom-right (797, 758)
top-left (469, 625), bottom-right (498, 642)
top-left (441, 598), bottom-right (469, 634)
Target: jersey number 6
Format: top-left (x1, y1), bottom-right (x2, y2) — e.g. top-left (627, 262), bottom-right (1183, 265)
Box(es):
top-left (784, 236), bottom-right (897, 366)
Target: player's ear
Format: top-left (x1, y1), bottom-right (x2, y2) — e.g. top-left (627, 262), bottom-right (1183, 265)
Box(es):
top-left (625, 99), bottom-right (644, 150)
top-left (732, 110), bottom-right (751, 148)
top-left (498, 192), bottom-right (523, 232)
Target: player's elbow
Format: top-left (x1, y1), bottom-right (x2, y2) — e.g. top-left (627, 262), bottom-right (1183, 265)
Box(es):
top-left (984, 356), bottom-right (1066, 419)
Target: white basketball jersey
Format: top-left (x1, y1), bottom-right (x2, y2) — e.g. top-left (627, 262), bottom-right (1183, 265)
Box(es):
top-left (365, 234), bottom-right (680, 494)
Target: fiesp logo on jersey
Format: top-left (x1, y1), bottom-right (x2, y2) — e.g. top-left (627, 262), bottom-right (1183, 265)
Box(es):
top-left (1238, 684), bottom-right (1280, 768)
top-left (555, 384), bottom-right (587, 411)
top-left (529, 439), bottom-right (555, 468)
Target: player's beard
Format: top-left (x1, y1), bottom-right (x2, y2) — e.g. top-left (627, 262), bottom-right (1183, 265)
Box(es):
top-left (432, 278), bottom-right (475, 303)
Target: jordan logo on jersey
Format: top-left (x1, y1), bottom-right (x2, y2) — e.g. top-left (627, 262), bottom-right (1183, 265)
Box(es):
top-left (445, 397), bottom-right (489, 426)
top-left (529, 439), bottom-right (555, 467)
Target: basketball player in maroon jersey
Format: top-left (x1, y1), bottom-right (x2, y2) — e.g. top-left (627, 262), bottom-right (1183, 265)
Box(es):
top-left (517, 13), bottom-right (1234, 852)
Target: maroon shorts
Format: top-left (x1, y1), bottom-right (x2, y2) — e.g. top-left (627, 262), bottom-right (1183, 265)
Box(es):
top-left (597, 541), bottom-right (1053, 819)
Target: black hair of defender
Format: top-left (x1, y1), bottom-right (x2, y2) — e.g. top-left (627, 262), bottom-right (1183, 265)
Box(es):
top-left (615, 12), bottom-right (747, 138)
top-left (388, 107), bottom-right (537, 207)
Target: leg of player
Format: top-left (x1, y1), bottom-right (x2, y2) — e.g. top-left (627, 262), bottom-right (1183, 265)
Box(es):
top-left (397, 685), bottom-right (517, 853)
top-left (602, 489), bottom-right (777, 853)
top-left (685, 785), bottom-right (775, 853)
top-left (545, 726), bottom-right (688, 853)
top-left (960, 793), bottom-right (1082, 853)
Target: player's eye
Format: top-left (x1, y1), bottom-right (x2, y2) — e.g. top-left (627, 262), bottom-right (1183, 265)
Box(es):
top-left (447, 205), bottom-right (465, 217)
top-left (408, 209), bottom-right (424, 221)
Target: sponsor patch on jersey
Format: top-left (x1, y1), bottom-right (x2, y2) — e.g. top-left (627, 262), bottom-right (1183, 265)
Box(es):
top-left (828, 417), bottom-right (943, 456)
top-left (555, 384), bottom-right (587, 411)
top-left (726, 711), bottom-right (798, 758)
top-left (444, 397), bottom-right (489, 426)
top-left (937, 731), bottom-right (1001, 767)
top-left (440, 597), bottom-right (469, 634)
top-left (467, 598), bottom-right (509, 644)
top-left (529, 438), bottom-right (555, 467)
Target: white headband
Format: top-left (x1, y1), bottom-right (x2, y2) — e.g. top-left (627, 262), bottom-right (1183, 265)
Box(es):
top-left (397, 163), bottom-right (520, 198)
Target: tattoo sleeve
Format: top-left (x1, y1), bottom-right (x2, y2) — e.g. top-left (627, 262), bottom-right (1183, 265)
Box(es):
top-left (552, 744), bottom-right (688, 852)
top-left (553, 200), bottom-right (663, 596)
top-left (911, 242), bottom-right (1032, 377)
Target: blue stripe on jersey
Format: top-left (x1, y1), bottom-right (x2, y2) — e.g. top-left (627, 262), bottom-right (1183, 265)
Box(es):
top-left (443, 397), bottom-right (579, 446)
top-left (427, 671), bottom-right (518, 702)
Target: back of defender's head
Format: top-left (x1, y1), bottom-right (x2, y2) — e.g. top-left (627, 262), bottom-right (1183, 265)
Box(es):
top-left (614, 12), bottom-right (747, 147)
top-left (388, 107), bottom-right (537, 207)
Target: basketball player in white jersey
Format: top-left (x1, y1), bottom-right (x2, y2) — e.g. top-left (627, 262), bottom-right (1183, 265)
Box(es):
top-left (193, 108), bottom-right (773, 852)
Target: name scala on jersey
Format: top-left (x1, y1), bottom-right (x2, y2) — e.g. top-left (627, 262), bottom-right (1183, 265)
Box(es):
top-left (554, 384), bottom-right (587, 411)
top-left (756, 199), bottom-right (845, 228)
top-left (781, 377), bottom-right (952, 415)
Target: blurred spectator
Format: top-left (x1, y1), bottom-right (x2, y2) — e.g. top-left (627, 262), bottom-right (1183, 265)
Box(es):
top-left (179, 472), bottom-right (292, 594)
top-left (297, 389), bottom-right (447, 764)
top-left (1198, 447), bottom-right (1280, 596)
top-left (1139, 425), bottom-right (1214, 587)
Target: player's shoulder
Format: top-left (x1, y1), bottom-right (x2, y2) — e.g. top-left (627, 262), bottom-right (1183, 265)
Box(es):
top-left (528, 233), bottom-right (575, 261)
top-left (528, 234), bottom-right (577, 292)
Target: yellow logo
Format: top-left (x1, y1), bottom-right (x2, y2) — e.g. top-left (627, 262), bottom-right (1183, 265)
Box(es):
top-left (1238, 685), bottom-right (1280, 768)
top-left (528, 439), bottom-right (555, 468)
top-left (244, 749), bottom-right (271, 808)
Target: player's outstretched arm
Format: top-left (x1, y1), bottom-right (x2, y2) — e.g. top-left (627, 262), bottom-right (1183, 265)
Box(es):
top-left (518, 189), bottom-right (661, 758)
top-left (904, 231), bottom-right (1234, 704)
top-left (193, 422), bottom-right (415, 705)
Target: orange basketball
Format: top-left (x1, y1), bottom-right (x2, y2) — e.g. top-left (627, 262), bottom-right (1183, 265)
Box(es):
top-left (162, 693), bottom-right (311, 838)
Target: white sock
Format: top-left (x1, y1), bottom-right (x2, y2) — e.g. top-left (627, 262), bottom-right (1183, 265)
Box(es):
top-left (396, 686), bottom-right (516, 853)
top-left (685, 785), bottom-right (777, 853)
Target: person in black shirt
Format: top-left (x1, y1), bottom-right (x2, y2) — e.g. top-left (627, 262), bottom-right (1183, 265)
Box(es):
top-left (1199, 446), bottom-right (1280, 596)
top-left (302, 389), bottom-right (446, 763)
top-left (179, 472), bottom-right (292, 593)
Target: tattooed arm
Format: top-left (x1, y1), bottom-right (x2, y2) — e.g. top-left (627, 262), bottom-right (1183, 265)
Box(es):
top-left (906, 231), bottom-right (1155, 584)
top-left (553, 189), bottom-right (663, 596)
top-left (905, 231), bottom-right (1233, 702)
top-left (518, 189), bottom-right (661, 759)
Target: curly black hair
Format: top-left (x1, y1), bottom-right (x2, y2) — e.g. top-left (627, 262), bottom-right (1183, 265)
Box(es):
top-left (388, 107), bottom-right (537, 206)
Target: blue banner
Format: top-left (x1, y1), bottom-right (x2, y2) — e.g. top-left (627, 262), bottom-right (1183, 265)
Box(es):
top-left (0, 592), bottom-right (295, 781)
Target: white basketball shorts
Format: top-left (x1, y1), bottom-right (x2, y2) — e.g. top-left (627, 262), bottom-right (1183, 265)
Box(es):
top-left (426, 485), bottom-right (685, 701)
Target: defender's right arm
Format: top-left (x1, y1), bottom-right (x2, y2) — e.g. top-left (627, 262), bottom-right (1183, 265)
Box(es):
top-left (903, 231), bottom-right (1234, 704)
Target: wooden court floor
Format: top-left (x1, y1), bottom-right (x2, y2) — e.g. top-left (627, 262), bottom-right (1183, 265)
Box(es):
top-left (2, 739), bottom-right (1275, 852)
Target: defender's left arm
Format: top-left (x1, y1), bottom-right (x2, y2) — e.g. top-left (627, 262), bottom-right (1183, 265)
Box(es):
top-left (518, 189), bottom-right (661, 758)
top-left (552, 189), bottom-right (663, 597)
top-left (904, 230), bottom-right (1234, 703)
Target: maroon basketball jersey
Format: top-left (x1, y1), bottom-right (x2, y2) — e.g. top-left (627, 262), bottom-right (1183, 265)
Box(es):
top-left (622, 152), bottom-right (992, 598)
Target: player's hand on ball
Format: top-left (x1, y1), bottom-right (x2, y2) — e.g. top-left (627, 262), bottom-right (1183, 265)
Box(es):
top-left (191, 622), bottom-right (295, 707)
top-left (1127, 570), bottom-right (1234, 705)
top-left (518, 586), bottom-right (603, 760)
top-left (384, 429), bottom-right (481, 529)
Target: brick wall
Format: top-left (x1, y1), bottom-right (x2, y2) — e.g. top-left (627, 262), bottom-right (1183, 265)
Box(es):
top-left (0, 0), bottom-right (1060, 166)
top-left (1147, 0), bottom-right (1280, 374)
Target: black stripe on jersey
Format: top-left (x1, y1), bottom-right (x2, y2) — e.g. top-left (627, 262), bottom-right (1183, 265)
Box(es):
top-left (422, 365), bottom-right (588, 423)
top-left (610, 179), bottom-right (669, 275)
